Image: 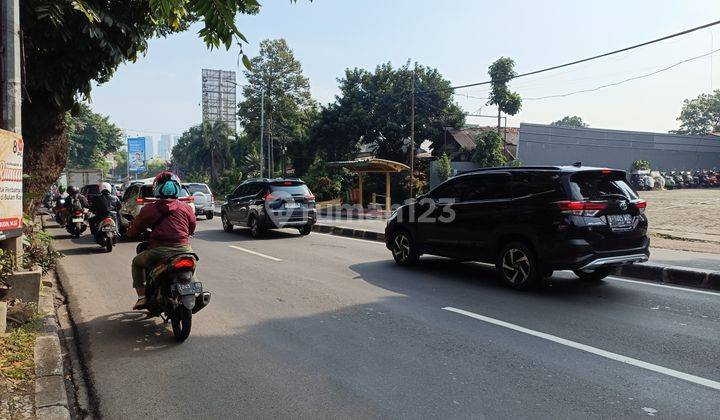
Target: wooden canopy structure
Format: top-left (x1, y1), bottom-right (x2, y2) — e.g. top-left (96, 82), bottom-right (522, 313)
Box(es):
top-left (326, 158), bottom-right (410, 210)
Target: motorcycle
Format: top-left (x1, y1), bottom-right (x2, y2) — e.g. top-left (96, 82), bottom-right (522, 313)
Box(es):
top-left (53, 197), bottom-right (67, 226)
top-left (66, 209), bottom-right (88, 238)
top-left (661, 172), bottom-right (675, 190)
top-left (135, 241), bottom-right (211, 342)
top-left (673, 172), bottom-right (685, 189)
top-left (93, 214), bottom-right (118, 252)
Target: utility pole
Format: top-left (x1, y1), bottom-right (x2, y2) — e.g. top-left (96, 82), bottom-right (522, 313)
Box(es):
top-left (409, 63), bottom-right (416, 198)
top-left (260, 89), bottom-right (265, 177)
top-left (2, 0), bottom-right (21, 133)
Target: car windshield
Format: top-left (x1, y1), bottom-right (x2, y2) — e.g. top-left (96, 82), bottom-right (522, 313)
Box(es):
top-left (186, 184), bottom-right (211, 194)
top-left (270, 183), bottom-right (310, 195)
top-left (569, 172), bottom-right (638, 200)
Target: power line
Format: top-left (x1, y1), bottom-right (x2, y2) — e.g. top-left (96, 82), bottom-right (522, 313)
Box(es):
top-left (419, 19), bottom-right (720, 94)
top-left (525, 47), bottom-right (720, 100)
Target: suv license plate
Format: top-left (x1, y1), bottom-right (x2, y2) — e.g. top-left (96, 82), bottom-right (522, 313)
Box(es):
top-left (284, 203), bottom-right (300, 209)
top-left (607, 214), bottom-right (633, 226)
top-left (72, 218), bottom-right (84, 223)
top-left (175, 282), bottom-right (202, 295)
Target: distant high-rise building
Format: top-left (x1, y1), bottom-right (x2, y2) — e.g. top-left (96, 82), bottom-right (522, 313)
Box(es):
top-left (158, 134), bottom-right (172, 160)
top-left (143, 136), bottom-right (155, 160)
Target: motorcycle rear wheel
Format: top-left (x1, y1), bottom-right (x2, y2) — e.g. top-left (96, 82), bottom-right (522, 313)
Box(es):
top-left (171, 306), bottom-right (192, 342)
top-left (105, 237), bottom-right (113, 252)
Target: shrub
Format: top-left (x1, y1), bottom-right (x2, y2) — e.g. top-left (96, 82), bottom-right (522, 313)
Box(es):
top-left (632, 159), bottom-right (651, 171)
top-left (472, 131), bottom-right (507, 167)
top-left (434, 153), bottom-right (452, 182)
top-left (22, 215), bottom-right (62, 274)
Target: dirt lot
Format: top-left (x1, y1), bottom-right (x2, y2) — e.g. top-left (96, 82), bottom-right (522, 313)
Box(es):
top-left (639, 189), bottom-right (720, 253)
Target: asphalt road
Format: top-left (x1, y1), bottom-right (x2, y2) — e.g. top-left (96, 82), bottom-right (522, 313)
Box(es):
top-left (51, 217), bottom-right (720, 419)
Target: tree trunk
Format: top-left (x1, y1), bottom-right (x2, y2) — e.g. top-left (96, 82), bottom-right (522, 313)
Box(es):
top-left (22, 100), bottom-right (69, 215)
top-left (497, 107), bottom-right (502, 134)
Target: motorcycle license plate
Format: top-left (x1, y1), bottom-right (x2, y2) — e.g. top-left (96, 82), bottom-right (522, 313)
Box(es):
top-left (175, 282), bottom-right (202, 295)
top-left (607, 214), bottom-right (633, 227)
top-left (101, 226), bottom-right (115, 232)
top-left (72, 218), bottom-right (84, 223)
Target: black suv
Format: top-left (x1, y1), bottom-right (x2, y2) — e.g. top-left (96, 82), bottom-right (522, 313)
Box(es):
top-left (385, 165), bottom-right (649, 289)
top-left (221, 178), bottom-right (317, 238)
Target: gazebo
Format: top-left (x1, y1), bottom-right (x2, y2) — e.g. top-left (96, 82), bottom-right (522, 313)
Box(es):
top-left (325, 158), bottom-right (410, 210)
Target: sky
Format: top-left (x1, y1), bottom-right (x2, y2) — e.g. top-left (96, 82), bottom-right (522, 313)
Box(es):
top-left (89, 0), bottom-right (720, 141)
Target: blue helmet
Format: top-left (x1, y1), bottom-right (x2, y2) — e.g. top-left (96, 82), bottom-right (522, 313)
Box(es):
top-left (152, 171), bottom-right (182, 199)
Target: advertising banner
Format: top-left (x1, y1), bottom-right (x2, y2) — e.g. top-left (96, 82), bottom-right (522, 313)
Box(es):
top-left (128, 137), bottom-right (146, 173)
top-left (0, 129), bottom-right (24, 239)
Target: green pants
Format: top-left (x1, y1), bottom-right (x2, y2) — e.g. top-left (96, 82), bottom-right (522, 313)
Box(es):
top-left (131, 244), bottom-right (193, 289)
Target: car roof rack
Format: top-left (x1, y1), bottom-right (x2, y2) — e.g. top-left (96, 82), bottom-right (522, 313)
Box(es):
top-left (458, 165), bottom-right (561, 175)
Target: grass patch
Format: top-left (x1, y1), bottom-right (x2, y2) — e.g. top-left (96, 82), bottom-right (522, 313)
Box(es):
top-left (0, 311), bottom-right (40, 392)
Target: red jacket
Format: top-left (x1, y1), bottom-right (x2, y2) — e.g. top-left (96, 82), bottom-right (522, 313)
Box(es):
top-left (128, 199), bottom-right (196, 248)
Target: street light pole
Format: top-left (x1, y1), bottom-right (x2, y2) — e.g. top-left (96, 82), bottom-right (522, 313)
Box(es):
top-left (409, 64), bottom-right (416, 198)
top-left (260, 89), bottom-right (265, 177)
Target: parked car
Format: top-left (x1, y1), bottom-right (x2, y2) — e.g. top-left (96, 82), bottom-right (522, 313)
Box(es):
top-left (183, 183), bottom-right (215, 220)
top-left (220, 178), bottom-right (317, 238)
top-left (118, 183), bottom-right (195, 235)
top-left (385, 165), bottom-right (650, 289)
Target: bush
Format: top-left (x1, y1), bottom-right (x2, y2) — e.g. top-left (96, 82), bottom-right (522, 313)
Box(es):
top-left (22, 215), bottom-right (62, 274)
top-left (632, 159), bottom-right (651, 171)
top-left (472, 131), bottom-right (507, 167)
top-left (434, 153), bottom-right (452, 182)
top-left (303, 159), bottom-right (343, 202)
top-left (0, 248), bottom-right (16, 290)
top-left (508, 159), bottom-right (524, 167)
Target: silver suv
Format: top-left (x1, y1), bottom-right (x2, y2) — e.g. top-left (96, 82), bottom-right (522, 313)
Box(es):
top-left (184, 183), bottom-right (215, 220)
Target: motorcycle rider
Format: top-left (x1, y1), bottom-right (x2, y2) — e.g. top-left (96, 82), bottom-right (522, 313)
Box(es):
top-left (127, 172), bottom-right (196, 310)
top-left (64, 186), bottom-right (89, 222)
top-left (89, 182), bottom-right (121, 235)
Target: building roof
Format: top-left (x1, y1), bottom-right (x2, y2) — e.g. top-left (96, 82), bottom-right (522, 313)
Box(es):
top-left (326, 158), bottom-right (410, 173)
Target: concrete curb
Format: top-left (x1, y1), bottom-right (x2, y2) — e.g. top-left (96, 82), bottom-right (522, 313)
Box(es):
top-left (34, 275), bottom-right (71, 420)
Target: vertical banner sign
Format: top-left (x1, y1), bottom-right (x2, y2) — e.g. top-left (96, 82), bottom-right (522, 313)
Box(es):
top-left (127, 137), bottom-right (146, 174)
top-left (0, 129), bottom-right (24, 239)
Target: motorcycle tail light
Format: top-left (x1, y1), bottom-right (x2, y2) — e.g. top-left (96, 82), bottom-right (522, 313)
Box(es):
top-left (135, 198), bottom-right (145, 204)
top-left (555, 200), bottom-right (607, 217)
top-left (173, 258), bottom-right (195, 270)
top-left (103, 217), bottom-right (113, 223)
top-left (74, 211), bottom-right (82, 216)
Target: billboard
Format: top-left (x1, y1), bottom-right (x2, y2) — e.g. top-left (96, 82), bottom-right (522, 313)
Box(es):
top-left (0, 129), bottom-right (24, 239)
top-left (127, 137), bottom-right (147, 173)
top-left (201, 69), bottom-right (237, 130)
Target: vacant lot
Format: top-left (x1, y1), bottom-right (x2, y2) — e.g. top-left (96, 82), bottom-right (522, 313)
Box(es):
top-left (639, 188), bottom-right (720, 253)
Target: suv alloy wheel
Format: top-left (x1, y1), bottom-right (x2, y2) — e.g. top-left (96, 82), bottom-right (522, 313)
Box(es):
top-left (497, 242), bottom-right (539, 290)
top-left (221, 213), bottom-right (233, 232)
top-left (390, 230), bottom-right (419, 266)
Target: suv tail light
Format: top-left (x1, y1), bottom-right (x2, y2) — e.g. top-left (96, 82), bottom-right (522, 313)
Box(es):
top-left (634, 199), bottom-right (647, 214)
top-left (306, 194), bottom-right (315, 201)
top-left (173, 258), bottom-right (195, 270)
top-left (555, 200), bottom-right (607, 216)
top-left (264, 192), bottom-right (278, 201)
top-left (179, 196), bottom-right (194, 202)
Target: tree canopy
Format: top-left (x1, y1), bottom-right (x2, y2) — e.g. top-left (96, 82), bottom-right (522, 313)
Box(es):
top-left (19, 0), bottom-right (274, 212)
top-left (487, 57), bottom-right (522, 132)
top-left (65, 103), bottom-right (123, 169)
top-left (313, 62), bottom-right (465, 163)
top-left (551, 116), bottom-right (588, 128)
top-left (674, 90), bottom-right (720, 135)
top-left (471, 131), bottom-right (507, 168)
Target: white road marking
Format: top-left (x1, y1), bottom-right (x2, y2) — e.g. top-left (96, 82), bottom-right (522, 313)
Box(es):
top-left (606, 276), bottom-right (720, 297)
top-left (313, 232), bottom-right (385, 245)
top-left (228, 245), bottom-right (283, 262)
top-left (442, 306), bottom-right (720, 391)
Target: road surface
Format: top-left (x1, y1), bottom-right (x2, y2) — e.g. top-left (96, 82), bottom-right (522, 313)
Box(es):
top-left (50, 218), bottom-right (720, 419)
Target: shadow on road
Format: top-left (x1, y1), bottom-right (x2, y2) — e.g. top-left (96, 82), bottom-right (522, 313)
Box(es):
top-left (193, 227), bottom-right (302, 243)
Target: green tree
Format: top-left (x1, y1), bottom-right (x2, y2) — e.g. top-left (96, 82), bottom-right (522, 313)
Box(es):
top-left (434, 153), bottom-right (452, 182)
top-left (171, 122), bottom-right (234, 188)
top-left (315, 62), bottom-right (465, 163)
top-left (18, 0), bottom-right (285, 213)
top-left (674, 90), bottom-right (720, 135)
top-left (237, 39), bottom-right (316, 176)
top-left (65, 103), bottom-right (123, 169)
top-left (551, 116), bottom-right (588, 128)
top-left (487, 57), bottom-right (522, 134)
top-left (472, 131), bottom-right (507, 168)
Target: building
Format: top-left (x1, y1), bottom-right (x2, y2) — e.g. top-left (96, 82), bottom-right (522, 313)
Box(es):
top-left (431, 125), bottom-right (520, 161)
top-left (518, 123), bottom-right (720, 172)
top-left (158, 134), bottom-right (172, 160)
top-left (143, 136), bottom-right (155, 160)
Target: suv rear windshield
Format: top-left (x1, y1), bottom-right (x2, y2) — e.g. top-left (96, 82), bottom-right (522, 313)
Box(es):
top-left (140, 185), bottom-right (190, 198)
top-left (84, 185), bottom-right (100, 195)
top-left (269, 182), bottom-right (310, 196)
top-left (186, 184), bottom-right (211, 194)
top-left (568, 172), bottom-right (638, 201)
